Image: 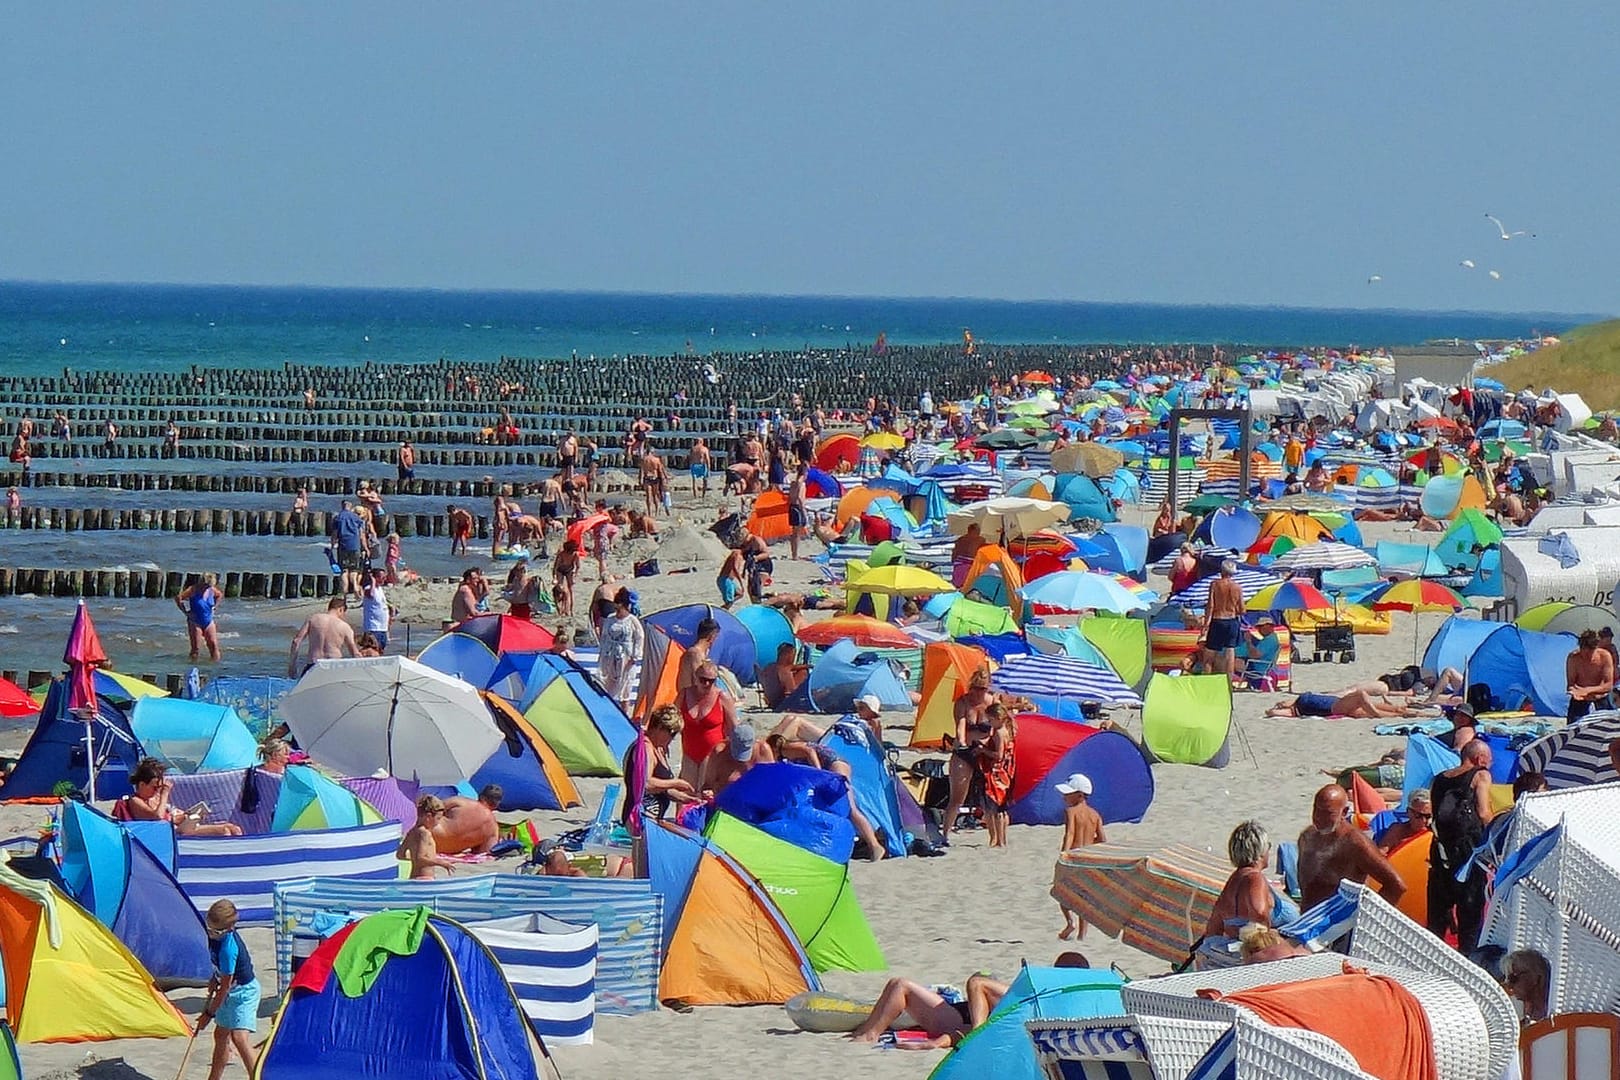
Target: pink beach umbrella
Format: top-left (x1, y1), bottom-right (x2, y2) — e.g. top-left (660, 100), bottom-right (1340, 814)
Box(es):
top-left (64, 600), bottom-right (111, 798)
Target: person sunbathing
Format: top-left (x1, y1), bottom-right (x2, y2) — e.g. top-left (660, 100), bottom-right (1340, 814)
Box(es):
top-left (848, 952), bottom-right (1089, 1047)
top-left (123, 758), bottom-right (243, 836)
top-left (1266, 687), bottom-right (1415, 719)
top-left (1237, 923), bottom-right (1311, 964)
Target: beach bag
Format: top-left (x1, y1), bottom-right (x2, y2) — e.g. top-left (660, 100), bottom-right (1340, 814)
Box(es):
top-left (634, 558), bottom-right (660, 578)
top-left (239, 767), bottom-right (262, 814)
top-left (1466, 682), bottom-right (1493, 714)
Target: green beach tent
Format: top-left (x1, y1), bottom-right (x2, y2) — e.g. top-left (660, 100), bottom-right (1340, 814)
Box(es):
top-left (1079, 616), bottom-right (1149, 689)
top-left (945, 597), bottom-right (1018, 638)
top-left (1141, 673), bottom-right (1232, 767)
top-left (705, 813), bottom-right (885, 973)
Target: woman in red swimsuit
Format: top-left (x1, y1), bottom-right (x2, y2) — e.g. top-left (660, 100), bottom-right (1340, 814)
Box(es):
top-left (676, 660), bottom-right (737, 786)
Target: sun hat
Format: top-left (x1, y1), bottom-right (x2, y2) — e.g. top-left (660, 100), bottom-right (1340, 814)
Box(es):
top-left (729, 724), bottom-right (757, 761)
top-left (1054, 773), bottom-right (1093, 796)
top-left (855, 693), bottom-right (883, 716)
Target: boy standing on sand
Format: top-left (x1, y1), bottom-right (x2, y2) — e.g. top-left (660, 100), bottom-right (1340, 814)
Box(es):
top-left (398, 794), bottom-right (457, 880)
top-left (1055, 773), bottom-right (1104, 940)
top-left (195, 899), bottom-right (260, 1080)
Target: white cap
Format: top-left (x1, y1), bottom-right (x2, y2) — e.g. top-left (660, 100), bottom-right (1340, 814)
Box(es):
top-left (1054, 772), bottom-right (1093, 796)
top-left (855, 693), bottom-right (883, 715)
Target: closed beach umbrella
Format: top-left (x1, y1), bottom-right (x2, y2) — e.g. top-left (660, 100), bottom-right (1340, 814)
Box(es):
top-left (1269, 541), bottom-right (1377, 572)
top-left (1023, 571), bottom-right (1150, 614)
top-left (277, 656), bottom-right (502, 785)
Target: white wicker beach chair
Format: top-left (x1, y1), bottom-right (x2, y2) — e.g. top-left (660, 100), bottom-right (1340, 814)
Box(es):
top-left (1026, 1015), bottom-right (1230, 1080)
top-left (1341, 883), bottom-right (1519, 1079)
top-left (1118, 954), bottom-right (1495, 1080)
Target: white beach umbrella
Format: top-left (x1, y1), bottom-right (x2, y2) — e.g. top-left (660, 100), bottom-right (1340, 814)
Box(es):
top-left (946, 496), bottom-right (1071, 539)
top-left (276, 656), bottom-right (501, 785)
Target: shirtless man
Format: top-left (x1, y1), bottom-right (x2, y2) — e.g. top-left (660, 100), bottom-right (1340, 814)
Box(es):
top-left (432, 784), bottom-right (503, 855)
top-left (717, 547), bottom-right (746, 608)
top-left (397, 440), bottom-right (416, 482)
top-left (689, 437), bottom-right (712, 497)
top-left (697, 724), bottom-right (773, 797)
top-left (787, 463), bottom-right (809, 560)
top-left (1297, 784), bottom-right (1406, 910)
top-left (677, 617), bottom-right (721, 692)
top-left (288, 596), bottom-right (359, 677)
top-left (1377, 789), bottom-right (1432, 854)
top-left (1566, 629), bottom-right (1616, 722)
top-left (491, 491), bottom-right (511, 554)
top-left (398, 795), bottom-right (456, 880)
top-left (451, 568), bottom-right (486, 624)
top-left (1204, 561), bottom-right (1245, 682)
top-left (537, 474), bottom-right (565, 554)
top-left (447, 504), bottom-right (474, 556)
top-left (640, 449), bottom-right (667, 517)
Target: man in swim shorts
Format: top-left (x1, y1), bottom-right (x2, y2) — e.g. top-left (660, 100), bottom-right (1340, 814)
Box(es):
top-left (689, 437), bottom-right (711, 497)
top-left (1203, 560), bottom-right (1245, 682)
top-left (1267, 687), bottom-right (1413, 719)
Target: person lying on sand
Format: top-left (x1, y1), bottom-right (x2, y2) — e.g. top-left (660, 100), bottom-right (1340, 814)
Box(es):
top-left (848, 952), bottom-right (1089, 1047)
top-left (1266, 687), bottom-right (1420, 719)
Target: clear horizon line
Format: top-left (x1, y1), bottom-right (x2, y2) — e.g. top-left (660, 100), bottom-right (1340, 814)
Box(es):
top-left (0, 277), bottom-right (1610, 324)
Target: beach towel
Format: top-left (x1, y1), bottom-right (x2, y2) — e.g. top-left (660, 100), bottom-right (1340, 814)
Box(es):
top-left (332, 906), bottom-right (429, 997)
top-left (1205, 968), bottom-right (1437, 1080)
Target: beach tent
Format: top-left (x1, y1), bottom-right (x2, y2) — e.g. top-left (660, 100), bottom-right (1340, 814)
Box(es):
top-left (1374, 540), bottom-right (1449, 578)
top-left (1422, 618), bottom-right (1572, 716)
top-left (903, 479), bottom-right (951, 525)
top-left (706, 813), bottom-right (885, 973)
top-left (804, 640), bottom-right (913, 714)
top-left (1054, 474), bottom-right (1117, 524)
top-left (470, 693), bottom-right (582, 811)
top-left (962, 544), bottom-right (1025, 610)
top-left (643, 604), bottom-right (758, 683)
top-left (516, 654), bottom-right (636, 776)
top-left (49, 800), bottom-right (212, 989)
top-left (128, 697), bottom-right (258, 774)
top-left (1461, 547), bottom-right (1503, 597)
top-left (193, 674), bottom-right (296, 735)
top-left (0, 864), bottom-right (189, 1042)
top-left (1005, 715), bottom-right (1154, 826)
top-left (645, 821), bottom-right (818, 1006)
top-left (449, 613), bottom-right (556, 655)
top-left (805, 467), bottom-right (842, 498)
top-left (735, 605), bottom-right (796, 674)
top-left (1419, 473), bottom-right (1489, 520)
top-left (1024, 625), bottom-right (1115, 670)
top-left (926, 965), bottom-right (1125, 1080)
top-left (257, 909), bottom-right (552, 1080)
top-left (713, 763), bottom-right (856, 862)
top-left (1092, 525), bottom-right (1149, 577)
top-left (1079, 616), bottom-right (1150, 690)
top-left (819, 720), bottom-right (910, 859)
top-left (1103, 468), bottom-right (1141, 506)
top-left (910, 642), bottom-right (991, 748)
top-left (747, 489), bottom-right (793, 541)
top-left (944, 596), bottom-right (1018, 638)
top-left (1257, 511), bottom-right (1332, 547)
top-left (415, 631), bottom-right (502, 690)
top-left (271, 764), bottom-right (386, 831)
top-left (1141, 673), bottom-right (1232, 767)
top-left (1192, 506), bottom-right (1262, 551)
top-left (1437, 508), bottom-right (1503, 568)
top-left (1516, 602), bottom-right (1620, 640)
top-left (2, 679), bottom-right (141, 801)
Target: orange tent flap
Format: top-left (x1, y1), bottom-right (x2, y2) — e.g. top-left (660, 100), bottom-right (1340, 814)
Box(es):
top-left (659, 853), bottom-right (811, 1006)
top-left (963, 544), bottom-right (1025, 609)
top-left (834, 487), bottom-right (882, 529)
top-left (748, 490), bottom-right (792, 541)
top-left (1373, 830), bottom-right (1431, 927)
top-left (909, 642), bottom-right (990, 748)
top-left (1348, 771), bottom-right (1386, 814)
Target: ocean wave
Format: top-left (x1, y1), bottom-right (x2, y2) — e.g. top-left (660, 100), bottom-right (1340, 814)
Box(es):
top-left (0, 624), bottom-right (18, 634)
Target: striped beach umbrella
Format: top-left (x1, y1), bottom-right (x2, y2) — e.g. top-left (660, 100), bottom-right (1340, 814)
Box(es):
top-left (1517, 712), bottom-right (1620, 789)
top-left (1269, 541), bottom-right (1377, 572)
top-left (1366, 578), bottom-right (1468, 614)
top-left (1168, 566), bottom-right (1278, 610)
top-left (990, 653), bottom-right (1142, 705)
top-left (1245, 580), bottom-right (1334, 614)
top-left (1049, 842), bottom-right (1230, 963)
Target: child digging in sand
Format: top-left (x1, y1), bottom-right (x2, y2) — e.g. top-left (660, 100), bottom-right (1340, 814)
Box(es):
top-left (1056, 772), bottom-right (1104, 940)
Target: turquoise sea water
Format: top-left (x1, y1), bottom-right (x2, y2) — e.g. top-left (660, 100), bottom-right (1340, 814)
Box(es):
top-left (0, 281), bottom-right (1604, 376)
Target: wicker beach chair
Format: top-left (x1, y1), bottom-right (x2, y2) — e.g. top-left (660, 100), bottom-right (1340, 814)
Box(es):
top-left (1119, 954), bottom-right (1494, 1080)
top-left (1026, 1012), bottom-right (1377, 1080)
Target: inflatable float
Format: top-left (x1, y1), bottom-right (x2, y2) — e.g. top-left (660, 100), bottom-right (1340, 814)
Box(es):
top-left (785, 990), bottom-right (914, 1033)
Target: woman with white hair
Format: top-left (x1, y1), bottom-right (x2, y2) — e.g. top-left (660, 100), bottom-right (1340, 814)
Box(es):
top-left (1203, 820), bottom-right (1298, 939)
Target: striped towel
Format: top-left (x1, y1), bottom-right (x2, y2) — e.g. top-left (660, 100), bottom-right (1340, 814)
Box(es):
top-left (467, 913), bottom-right (599, 1045)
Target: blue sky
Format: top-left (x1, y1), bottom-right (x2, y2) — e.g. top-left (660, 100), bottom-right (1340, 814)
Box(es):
top-left (3, 4), bottom-right (1615, 314)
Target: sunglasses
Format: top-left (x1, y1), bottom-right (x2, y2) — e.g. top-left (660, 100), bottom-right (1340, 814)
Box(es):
top-left (697, 676), bottom-right (716, 685)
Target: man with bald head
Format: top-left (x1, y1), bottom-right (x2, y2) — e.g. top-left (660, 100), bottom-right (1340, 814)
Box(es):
top-left (1297, 784), bottom-right (1407, 911)
top-left (1429, 739), bottom-right (1497, 953)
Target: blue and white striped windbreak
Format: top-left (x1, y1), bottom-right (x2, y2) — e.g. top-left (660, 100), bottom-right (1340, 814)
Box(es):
top-left (466, 913), bottom-right (599, 1045)
top-left (1168, 566), bottom-right (1278, 610)
top-left (1185, 1027), bottom-right (1236, 1080)
top-left (1487, 822), bottom-right (1562, 902)
top-left (1518, 712), bottom-right (1620, 789)
top-left (991, 653), bottom-right (1142, 705)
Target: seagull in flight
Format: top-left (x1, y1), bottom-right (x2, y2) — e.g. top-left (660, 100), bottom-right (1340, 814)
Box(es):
top-left (1459, 259), bottom-right (1475, 269)
top-left (1485, 213), bottom-right (1534, 240)
top-left (1367, 274), bottom-right (1382, 284)
top-left (1488, 270), bottom-right (1502, 280)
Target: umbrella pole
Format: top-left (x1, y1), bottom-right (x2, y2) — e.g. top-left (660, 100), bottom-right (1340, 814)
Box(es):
top-left (83, 714), bottom-right (96, 802)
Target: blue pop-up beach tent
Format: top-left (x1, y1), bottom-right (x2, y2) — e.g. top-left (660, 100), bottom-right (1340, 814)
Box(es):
top-left (927, 965), bottom-right (1125, 1080)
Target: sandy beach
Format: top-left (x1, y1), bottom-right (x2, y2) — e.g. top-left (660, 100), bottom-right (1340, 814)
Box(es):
top-left (0, 496), bottom-right (1451, 1080)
